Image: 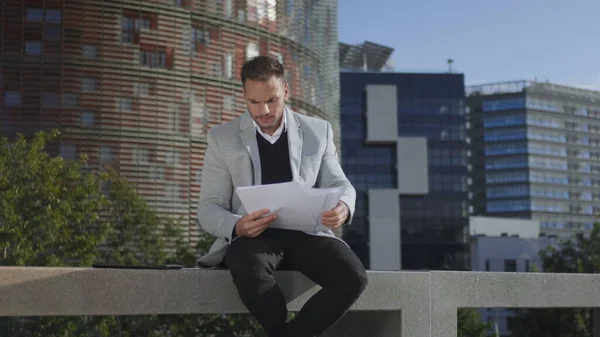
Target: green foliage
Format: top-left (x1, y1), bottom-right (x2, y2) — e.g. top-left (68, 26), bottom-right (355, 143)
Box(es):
top-left (511, 222), bottom-right (600, 337)
top-left (0, 130), bottom-right (262, 337)
top-left (457, 308), bottom-right (493, 337)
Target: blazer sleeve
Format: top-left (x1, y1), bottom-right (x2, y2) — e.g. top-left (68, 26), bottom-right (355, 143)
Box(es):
top-left (316, 122), bottom-right (357, 224)
top-left (196, 130), bottom-right (242, 244)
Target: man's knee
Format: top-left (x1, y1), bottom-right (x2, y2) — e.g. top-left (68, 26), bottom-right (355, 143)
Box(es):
top-left (225, 238), bottom-right (278, 290)
top-left (347, 265), bottom-right (368, 296)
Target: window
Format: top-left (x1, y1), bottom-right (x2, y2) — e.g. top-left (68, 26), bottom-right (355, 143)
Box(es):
top-left (504, 259), bottom-right (517, 272)
top-left (224, 53), bottom-right (233, 79)
top-left (133, 148), bottom-right (149, 163)
top-left (525, 260), bottom-right (531, 272)
top-left (26, 8), bottom-right (44, 22)
top-left (223, 96), bottom-right (234, 111)
top-left (485, 259), bottom-right (490, 271)
top-left (270, 51), bottom-right (283, 64)
top-left (482, 98), bottom-right (525, 112)
top-left (119, 98), bottom-right (132, 112)
top-left (81, 111), bottom-right (95, 126)
top-left (42, 93), bottom-right (60, 107)
top-left (45, 9), bottom-right (62, 24)
top-left (506, 316), bottom-right (514, 331)
top-left (60, 144), bottom-right (76, 160)
top-left (83, 45), bottom-right (97, 59)
top-left (82, 78), bottom-right (97, 91)
top-left (139, 50), bottom-right (166, 68)
top-left (191, 28), bottom-right (209, 51)
top-left (44, 25), bottom-right (62, 41)
top-left (100, 146), bottom-right (113, 162)
top-left (4, 91), bottom-right (21, 106)
top-left (224, 0), bottom-right (233, 17)
top-left (135, 82), bottom-right (150, 96)
top-left (62, 94), bottom-right (78, 107)
top-left (246, 42), bottom-right (259, 59)
top-left (25, 41), bottom-right (42, 55)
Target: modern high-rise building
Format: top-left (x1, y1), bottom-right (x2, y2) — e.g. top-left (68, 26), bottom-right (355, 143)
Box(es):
top-left (0, 0), bottom-right (340, 243)
top-left (467, 81), bottom-right (600, 238)
top-left (339, 43), bottom-right (470, 270)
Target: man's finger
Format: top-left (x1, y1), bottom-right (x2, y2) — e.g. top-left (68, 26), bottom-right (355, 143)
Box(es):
top-left (248, 208), bottom-right (270, 219)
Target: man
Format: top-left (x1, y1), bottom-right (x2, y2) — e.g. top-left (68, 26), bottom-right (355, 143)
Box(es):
top-left (196, 55), bottom-right (367, 337)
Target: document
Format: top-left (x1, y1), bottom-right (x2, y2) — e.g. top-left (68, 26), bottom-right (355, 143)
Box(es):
top-left (235, 181), bottom-right (345, 232)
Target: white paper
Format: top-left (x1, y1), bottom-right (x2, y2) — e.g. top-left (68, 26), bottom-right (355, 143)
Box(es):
top-left (235, 181), bottom-right (345, 232)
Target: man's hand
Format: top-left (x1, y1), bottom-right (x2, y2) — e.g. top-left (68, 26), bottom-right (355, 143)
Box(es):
top-left (320, 201), bottom-right (349, 229)
top-left (235, 209), bottom-right (277, 238)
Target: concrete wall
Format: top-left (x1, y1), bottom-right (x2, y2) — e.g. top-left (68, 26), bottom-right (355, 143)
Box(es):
top-left (5, 268), bottom-right (600, 337)
top-left (469, 216), bottom-right (540, 238)
top-left (470, 236), bottom-right (556, 336)
top-left (397, 137), bottom-right (428, 195)
top-left (365, 85), bottom-right (397, 143)
top-left (368, 189), bottom-right (401, 270)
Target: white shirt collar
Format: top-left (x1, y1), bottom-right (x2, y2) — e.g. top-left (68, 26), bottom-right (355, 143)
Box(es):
top-left (253, 110), bottom-right (287, 144)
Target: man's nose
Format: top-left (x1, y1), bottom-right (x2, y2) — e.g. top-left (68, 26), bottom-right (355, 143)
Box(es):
top-left (260, 104), bottom-right (271, 115)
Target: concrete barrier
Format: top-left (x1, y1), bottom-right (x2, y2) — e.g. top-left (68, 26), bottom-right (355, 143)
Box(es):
top-left (1, 267), bottom-right (600, 337)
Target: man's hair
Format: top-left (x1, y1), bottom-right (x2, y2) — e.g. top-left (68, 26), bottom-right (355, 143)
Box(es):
top-left (241, 55), bottom-right (285, 85)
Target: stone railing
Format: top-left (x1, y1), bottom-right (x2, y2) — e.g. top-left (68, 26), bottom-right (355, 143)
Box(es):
top-left (1, 267), bottom-right (600, 337)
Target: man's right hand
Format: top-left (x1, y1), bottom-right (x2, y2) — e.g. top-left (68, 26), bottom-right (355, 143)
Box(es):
top-left (234, 209), bottom-right (277, 238)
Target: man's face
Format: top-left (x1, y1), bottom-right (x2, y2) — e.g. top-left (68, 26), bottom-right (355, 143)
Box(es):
top-left (243, 75), bottom-right (288, 135)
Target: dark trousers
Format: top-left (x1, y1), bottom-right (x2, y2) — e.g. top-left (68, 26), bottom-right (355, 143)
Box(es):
top-left (225, 228), bottom-right (368, 337)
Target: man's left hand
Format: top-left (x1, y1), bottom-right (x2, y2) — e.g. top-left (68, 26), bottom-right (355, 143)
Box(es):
top-left (320, 201), bottom-right (349, 228)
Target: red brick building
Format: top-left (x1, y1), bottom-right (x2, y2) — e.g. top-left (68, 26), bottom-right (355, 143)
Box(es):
top-left (0, 0), bottom-right (340, 243)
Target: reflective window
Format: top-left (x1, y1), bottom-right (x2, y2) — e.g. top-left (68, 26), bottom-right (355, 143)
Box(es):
top-left (42, 93), bottom-right (60, 107)
top-left (485, 157), bottom-right (528, 170)
top-left (62, 94), bottom-right (79, 107)
top-left (483, 115), bottom-right (525, 128)
top-left (486, 171), bottom-right (528, 184)
top-left (25, 41), bottom-right (42, 55)
top-left (119, 98), bottom-right (132, 112)
top-left (191, 28), bottom-right (209, 51)
top-left (82, 78), bottom-right (97, 91)
top-left (4, 91), bottom-right (21, 106)
top-left (140, 50), bottom-right (166, 68)
top-left (45, 9), bottom-right (62, 24)
top-left (26, 8), bottom-right (44, 22)
top-left (100, 146), bottom-right (114, 162)
top-left (487, 200), bottom-right (529, 213)
top-left (487, 185), bottom-right (529, 198)
top-left (60, 144), bottom-right (76, 160)
top-left (485, 142), bottom-right (527, 156)
top-left (482, 98), bottom-right (525, 112)
top-left (81, 111), bottom-right (95, 126)
top-left (83, 45), bottom-right (97, 59)
top-left (44, 25), bottom-right (62, 41)
top-left (484, 129), bottom-right (526, 142)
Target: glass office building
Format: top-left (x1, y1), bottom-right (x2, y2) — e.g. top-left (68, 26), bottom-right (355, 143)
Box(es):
top-left (468, 81), bottom-right (600, 237)
top-left (0, 0), bottom-right (339, 244)
top-left (341, 71), bottom-right (470, 270)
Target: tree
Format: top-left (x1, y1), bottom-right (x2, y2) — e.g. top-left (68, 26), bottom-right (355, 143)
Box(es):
top-left (511, 222), bottom-right (600, 337)
top-left (458, 308), bottom-right (493, 337)
top-left (0, 130), bottom-right (262, 337)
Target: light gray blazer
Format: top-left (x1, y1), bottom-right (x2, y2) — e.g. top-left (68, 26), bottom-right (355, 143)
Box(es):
top-left (196, 107), bottom-right (356, 267)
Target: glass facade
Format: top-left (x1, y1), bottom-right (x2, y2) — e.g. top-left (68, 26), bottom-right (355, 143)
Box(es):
top-left (340, 72), bottom-right (470, 270)
top-left (468, 81), bottom-right (600, 236)
top-left (0, 0), bottom-right (339, 244)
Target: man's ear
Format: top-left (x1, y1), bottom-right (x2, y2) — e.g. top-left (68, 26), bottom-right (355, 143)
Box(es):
top-left (284, 82), bottom-right (289, 100)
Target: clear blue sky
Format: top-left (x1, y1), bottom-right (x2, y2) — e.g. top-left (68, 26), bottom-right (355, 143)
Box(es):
top-left (339, 0), bottom-right (600, 89)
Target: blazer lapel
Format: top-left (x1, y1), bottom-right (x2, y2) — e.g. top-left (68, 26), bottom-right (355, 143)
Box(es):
top-left (286, 108), bottom-right (303, 182)
top-left (239, 112), bottom-right (262, 185)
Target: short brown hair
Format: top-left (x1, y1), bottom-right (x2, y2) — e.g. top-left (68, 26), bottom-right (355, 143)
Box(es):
top-left (240, 55), bottom-right (285, 85)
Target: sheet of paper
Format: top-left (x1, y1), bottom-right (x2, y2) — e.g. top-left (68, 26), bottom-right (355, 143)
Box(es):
top-left (235, 182), bottom-right (345, 232)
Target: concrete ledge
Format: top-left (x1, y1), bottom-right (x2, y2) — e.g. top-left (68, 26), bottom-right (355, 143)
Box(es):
top-left (4, 268), bottom-right (600, 337)
top-left (430, 271), bottom-right (600, 337)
